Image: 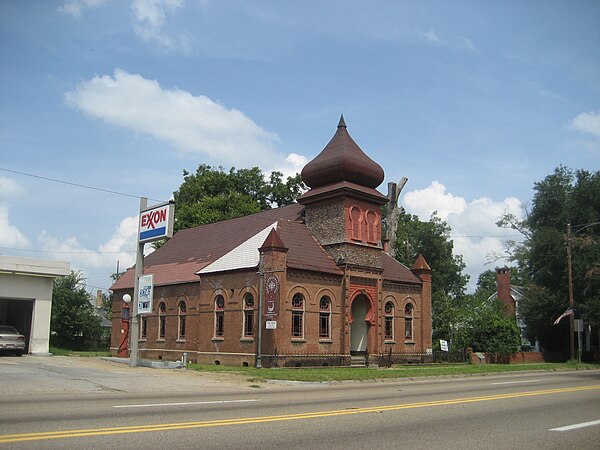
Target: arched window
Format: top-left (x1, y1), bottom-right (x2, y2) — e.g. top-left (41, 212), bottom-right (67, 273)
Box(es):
top-left (140, 315), bottom-right (147, 340)
top-left (319, 296), bottom-right (331, 339)
top-left (214, 295), bottom-right (225, 337)
top-left (384, 301), bottom-right (394, 341)
top-left (291, 293), bottom-right (304, 338)
top-left (350, 206), bottom-right (362, 241)
top-left (158, 302), bottom-right (166, 340)
top-left (243, 293), bottom-right (254, 338)
top-left (178, 300), bottom-right (186, 340)
top-left (366, 210), bottom-right (379, 243)
top-left (404, 303), bottom-right (413, 340)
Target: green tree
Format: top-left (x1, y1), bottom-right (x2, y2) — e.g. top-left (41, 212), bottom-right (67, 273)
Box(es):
top-left (172, 164), bottom-right (305, 232)
top-left (51, 271), bottom-right (105, 350)
top-left (453, 281), bottom-right (521, 357)
top-left (392, 212), bottom-right (469, 343)
top-left (497, 167), bottom-right (600, 351)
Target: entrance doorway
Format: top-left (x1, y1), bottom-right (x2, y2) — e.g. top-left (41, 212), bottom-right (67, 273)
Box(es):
top-left (350, 295), bottom-right (370, 353)
top-left (0, 298), bottom-right (33, 353)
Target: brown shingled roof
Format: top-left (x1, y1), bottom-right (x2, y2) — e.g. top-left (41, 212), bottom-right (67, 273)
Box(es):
top-left (111, 204), bottom-right (304, 289)
top-left (276, 220), bottom-right (343, 275)
top-left (381, 253), bottom-right (422, 285)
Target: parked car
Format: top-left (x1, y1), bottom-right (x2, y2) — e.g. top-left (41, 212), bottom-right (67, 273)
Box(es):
top-left (0, 326), bottom-right (26, 356)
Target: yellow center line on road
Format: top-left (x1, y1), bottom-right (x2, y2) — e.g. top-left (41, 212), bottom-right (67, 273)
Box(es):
top-left (1, 384), bottom-right (599, 444)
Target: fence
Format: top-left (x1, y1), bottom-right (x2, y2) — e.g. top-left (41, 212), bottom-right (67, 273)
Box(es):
top-left (258, 349), bottom-right (467, 368)
top-left (377, 349), bottom-right (467, 367)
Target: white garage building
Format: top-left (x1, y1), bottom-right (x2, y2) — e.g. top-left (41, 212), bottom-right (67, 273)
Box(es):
top-left (0, 256), bottom-right (70, 355)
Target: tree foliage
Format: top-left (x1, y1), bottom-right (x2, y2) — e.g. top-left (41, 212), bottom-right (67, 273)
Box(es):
top-left (392, 212), bottom-right (469, 342)
top-left (454, 295), bottom-right (521, 356)
top-left (497, 166), bottom-right (600, 351)
top-left (51, 271), bottom-right (105, 350)
top-left (172, 164), bottom-right (305, 232)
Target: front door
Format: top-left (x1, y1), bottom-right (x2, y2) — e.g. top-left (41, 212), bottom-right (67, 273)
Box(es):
top-left (350, 295), bottom-right (370, 353)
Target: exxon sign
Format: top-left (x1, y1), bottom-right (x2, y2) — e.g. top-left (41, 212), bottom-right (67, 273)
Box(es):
top-left (139, 202), bottom-right (175, 243)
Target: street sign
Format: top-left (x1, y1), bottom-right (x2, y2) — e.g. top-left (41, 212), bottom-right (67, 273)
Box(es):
top-left (266, 320), bottom-right (277, 330)
top-left (137, 274), bottom-right (153, 314)
top-left (440, 339), bottom-right (449, 352)
top-left (139, 201), bottom-right (175, 243)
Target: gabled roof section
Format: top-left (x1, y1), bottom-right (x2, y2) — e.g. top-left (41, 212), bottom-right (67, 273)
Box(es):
top-left (111, 204), bottom-right (304, 289)
top-left (382, 253), bottom-right (422, 285)
top-left (198, 221), bottom-right (278, 275)
top-left (411, 254), bottom-right (431, 271)
top-left (277, 220), bottom-right (343, 275)
top-left (260, 228), bottom-right (288, 252)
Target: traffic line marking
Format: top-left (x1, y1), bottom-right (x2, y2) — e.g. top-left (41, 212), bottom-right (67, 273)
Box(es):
top-left (1, 384), bottom-right (599, 444)
top-left (550, 419), bottom-right (600, 432)
top-left (491, 380), bottom-right (540, 385)
top-left (113, 399), bottom-right (258, 408)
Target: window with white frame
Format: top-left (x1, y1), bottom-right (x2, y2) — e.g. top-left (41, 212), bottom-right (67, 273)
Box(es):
top-left (384, 301), bottom-right (394, 340)
top-left (319, 296), bottom-right (331, 339)
top-left (140, 315), bottom-right (147, 340)
top-left (291, 293), bottom-right (304, 338)
top-left (243, 293), bottom-right (254, 338)
top-left (214, 295), bottom-right (225, 337)
top-left (178, 300), bottom-right (186, 340)
top-left (158, 301), bottom-right (166, 339)
top-left (404, 303), bottom-right (413, 340)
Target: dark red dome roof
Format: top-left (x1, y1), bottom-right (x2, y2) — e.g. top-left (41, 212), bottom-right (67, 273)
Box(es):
top-left (301, 116), bottom-right (384, 189)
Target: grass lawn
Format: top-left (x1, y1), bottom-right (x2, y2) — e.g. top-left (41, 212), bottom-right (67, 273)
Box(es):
top-left (187, 361), bottom-right (599, 383)
top-left (49, 347), bottom-right (111, 357)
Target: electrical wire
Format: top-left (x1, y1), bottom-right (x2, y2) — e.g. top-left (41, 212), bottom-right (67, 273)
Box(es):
top-left (0, 167), bottom-right (166, 203)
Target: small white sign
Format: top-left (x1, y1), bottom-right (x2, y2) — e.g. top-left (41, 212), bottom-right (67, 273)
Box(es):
top-left (440, 339), bottom-right (449, 352)
top-left (265, 320), bottom-right (277, 330)
top-left (137, 274), bottom-right (154, 314)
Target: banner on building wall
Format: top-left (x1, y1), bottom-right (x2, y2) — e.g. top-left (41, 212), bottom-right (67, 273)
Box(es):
top-left (138, 274), bottom-right (154, 314)
top-left (264, 274), bottom-right (280, 319)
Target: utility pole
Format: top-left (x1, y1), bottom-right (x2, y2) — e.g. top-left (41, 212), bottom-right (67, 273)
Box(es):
top-left (566, 223), bottom-right (575, 361)
top-left (256, 253), bottom-right (264, 368)
top-left (130, 196), bottom-right (148, 368)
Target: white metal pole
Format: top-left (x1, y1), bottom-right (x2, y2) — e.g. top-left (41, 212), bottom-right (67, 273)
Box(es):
top-left (130, 196), bottom-right (147, 368)
top-left (256, 253), bottom-right (264, 368)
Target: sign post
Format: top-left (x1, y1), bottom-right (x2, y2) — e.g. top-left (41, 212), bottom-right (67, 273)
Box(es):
top-left (130, 199), bottom-right (174, 368)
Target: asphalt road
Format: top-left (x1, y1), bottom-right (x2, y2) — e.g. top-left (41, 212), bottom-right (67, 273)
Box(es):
top-left (1, 356), bottom-right (599, 449)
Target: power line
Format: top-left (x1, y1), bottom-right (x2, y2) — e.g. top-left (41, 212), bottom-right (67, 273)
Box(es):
top-left (0, 167), bottom-right (165, 203)
top-left (0, 246), bottom-right (136, 254)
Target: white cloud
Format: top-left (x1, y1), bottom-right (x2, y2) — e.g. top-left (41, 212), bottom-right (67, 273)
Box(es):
top-left (273, 153), bottom-right (308, 179)
top-left (131, 0), bottom-right (187, 50)
top-left (58, 0), bottom-right (108, 18)
top-left (0, 204), bottom-right (29, 248)
top-left (404, 181), bottom-right (467, 219)
top-left (35, 214), bottom-right (154, 289)
top-left (423, 30), bottom-right (440, 44)
top-left (569, 111), bottom-right (600, 138)
top-left (403, 182), bottom-right (524, 291)
top-left (65, 69), bottom-right (286, 168)
top-left (0, 176), bottom-right (24, 201)
top-left (0, 177), bottom-right (28, 248)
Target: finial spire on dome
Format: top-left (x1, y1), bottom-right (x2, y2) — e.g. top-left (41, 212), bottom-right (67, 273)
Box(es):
top-left (300, 116), bottom-right (385, 190)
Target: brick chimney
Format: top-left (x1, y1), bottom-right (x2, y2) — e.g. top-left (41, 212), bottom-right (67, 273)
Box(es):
top-left (496, 267), bottom-right (515, 316)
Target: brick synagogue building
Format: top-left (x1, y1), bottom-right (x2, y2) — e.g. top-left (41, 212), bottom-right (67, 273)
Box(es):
top-left (110, 117), bottom-right (433, 367)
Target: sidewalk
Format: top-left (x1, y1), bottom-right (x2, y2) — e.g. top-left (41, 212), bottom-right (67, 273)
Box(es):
top-left (0, 355), bottom-right (254, 395)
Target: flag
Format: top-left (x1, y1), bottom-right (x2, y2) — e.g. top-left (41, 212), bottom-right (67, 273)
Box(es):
top-left (553, 307), bottom-right (574, 325)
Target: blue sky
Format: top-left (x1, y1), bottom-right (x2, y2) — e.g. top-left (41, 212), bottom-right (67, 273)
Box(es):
top-left (1, 0), bottom-right (598, 293)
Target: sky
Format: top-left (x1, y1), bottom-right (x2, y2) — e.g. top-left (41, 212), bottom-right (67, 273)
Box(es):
top-left (1, 0), bottom-right (599, 294)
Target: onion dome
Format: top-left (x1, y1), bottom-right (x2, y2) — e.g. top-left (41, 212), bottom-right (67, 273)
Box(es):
top-left (301, 115), bottom-right (385, 189)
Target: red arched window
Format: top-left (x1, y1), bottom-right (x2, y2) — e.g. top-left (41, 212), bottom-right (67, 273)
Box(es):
top-left (350, 206), bottom-right (362, 241)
